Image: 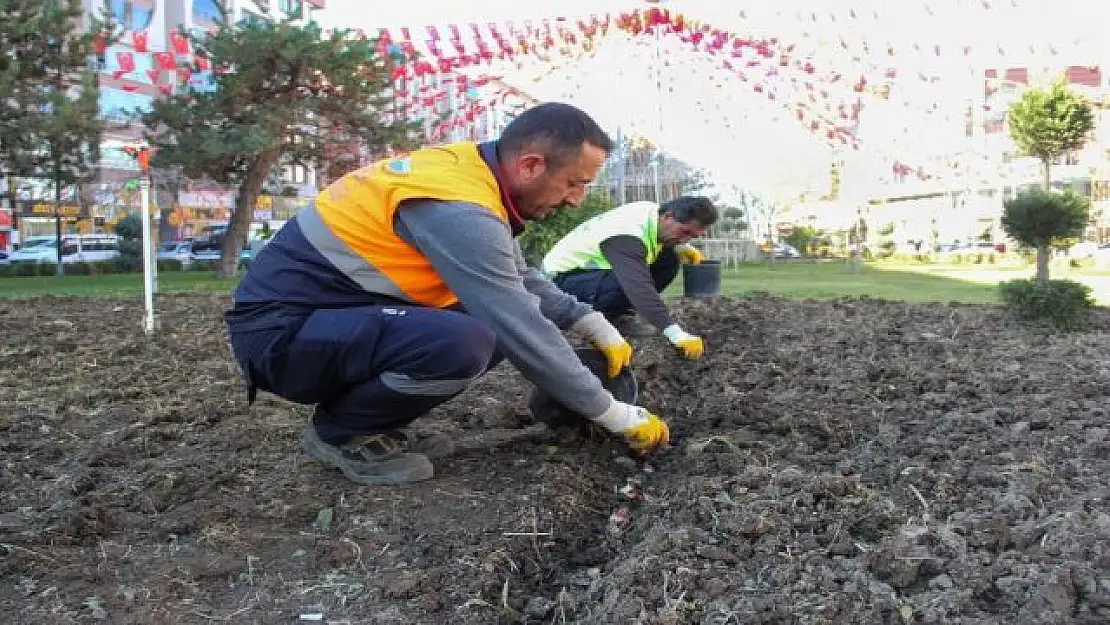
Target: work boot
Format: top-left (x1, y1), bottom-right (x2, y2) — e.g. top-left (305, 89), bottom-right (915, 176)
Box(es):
top-left (300, 425), bottom-right (438, 486)
top-left (611, 315), bottom-right (656, 338)
top-left (385, 429), bottom-right (455, 459)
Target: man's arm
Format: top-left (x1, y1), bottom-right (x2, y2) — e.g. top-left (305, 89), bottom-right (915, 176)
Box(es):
top-left (512, 242), bottom-right (594, 330)
top-left (600, 235), bottom-right (675, 330)
top-left (395, 200), bottom-right (612, 418)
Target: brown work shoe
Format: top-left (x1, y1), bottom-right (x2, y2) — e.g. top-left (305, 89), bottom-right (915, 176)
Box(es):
top-left (300, 425), bottom-right (435, 486)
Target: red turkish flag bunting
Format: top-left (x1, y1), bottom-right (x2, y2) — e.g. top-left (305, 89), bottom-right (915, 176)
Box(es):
top-left (116, 51), bottom-right (136, 73)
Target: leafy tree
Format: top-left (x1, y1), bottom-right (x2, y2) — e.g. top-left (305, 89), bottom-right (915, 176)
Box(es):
top-left (1007, 81), bottom-right (1095, 190)
top-left (1001, 187), bottom-right (1089, 283)
top-left (517, 191), bottom-right (615, 266)
top-left (144, 17), bottom-right (417, 276)
top-left (113, 212), bottom-right (142, 240)
top-left (0, 0), bottom-right (115, 275)
top-left (783, 225), bottom-right (821, 256)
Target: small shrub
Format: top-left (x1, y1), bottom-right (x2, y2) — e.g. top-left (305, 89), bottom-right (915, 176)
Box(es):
top-left (999, 278), bottom-right (1094, 330)
top-left (87, 261), bottom-right (119, 275)
top-left (65, 262), bottom-right (91, 276)
top-left (518, 191), bottom-right (614, 265)
top-left (12, 262), bottom-right (49, 277)
top-left (109, 237), bottom-right (143, 273)
top-left (157, 259), bottom-right (185, 272)
top-left (190, 260), bottom-right (220, 272)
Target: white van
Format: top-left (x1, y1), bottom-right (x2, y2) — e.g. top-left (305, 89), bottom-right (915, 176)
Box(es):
top-left (9, 234), bottom-right (121, 264)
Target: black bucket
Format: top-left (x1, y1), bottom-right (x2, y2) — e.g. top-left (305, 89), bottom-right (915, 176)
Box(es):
top-left (682, 259), bottom-right (722, 298)
top-left (528, 347), bottom-right (638, 427)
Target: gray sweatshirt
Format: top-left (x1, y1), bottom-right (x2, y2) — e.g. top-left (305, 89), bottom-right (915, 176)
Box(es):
top-left (395, 199), bottom-right (613, 418)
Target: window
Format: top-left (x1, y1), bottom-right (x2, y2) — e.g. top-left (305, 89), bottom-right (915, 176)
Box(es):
top-left (61, 241), bottom-right (79, 256)
top-left (284, 164), bottom-right (307, 184)
top-left (192, 0), bottom-right (224, 35)
top-left (109, 0), bottom-right (155, 32)
top-left (239, 10), bottom-right (270, 25)
top-left (1094, 180), bottom-right (1110, 202)
top-left (278, 0), bottom-right (303, 17)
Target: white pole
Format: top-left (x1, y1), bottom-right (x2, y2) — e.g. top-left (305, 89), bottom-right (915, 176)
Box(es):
top-left (150, 174), bottom-right (159, 294)
top-left (652, 17), bottom-right (665, 203)
top-left (140, 177), bottom-right (155, 335)
top-left (151, 210), bottom-right (159, 294)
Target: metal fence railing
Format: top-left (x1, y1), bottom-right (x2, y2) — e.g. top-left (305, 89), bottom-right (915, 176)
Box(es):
top-left (695, 237), bottom-right (763, 266)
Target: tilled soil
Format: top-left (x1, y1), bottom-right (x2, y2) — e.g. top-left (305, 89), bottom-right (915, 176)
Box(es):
top-left (2, 293), bottom-right (1109, 624)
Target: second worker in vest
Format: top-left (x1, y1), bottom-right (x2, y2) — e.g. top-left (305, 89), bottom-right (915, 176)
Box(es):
top-left (542, 197), bottom-right (719, 360)
top-left (225, 103), bottom-right (670, 487)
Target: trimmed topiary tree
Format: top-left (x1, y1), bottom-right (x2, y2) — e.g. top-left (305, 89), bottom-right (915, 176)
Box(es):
top-left (999, 187), bottom-right (1094, 329)
top-left (1001, 187), bottom-right (1089, 284)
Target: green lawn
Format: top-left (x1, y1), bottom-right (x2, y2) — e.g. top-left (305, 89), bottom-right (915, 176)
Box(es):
top-left (666, 261), bottom-right (1001, 303)
top-left (3, 260), bottom-right (1108, 305)
top-left (0, 271), bottom-right (239, 298)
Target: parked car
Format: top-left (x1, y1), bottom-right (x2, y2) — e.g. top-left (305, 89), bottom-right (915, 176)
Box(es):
top-left (189, 239), bottom-right (254, 264)
top-left (8, 234), bottom-right (120, 265)
top-left (157, 241), bottom-right (196, 267)
top-left (6, 236), bottom-right (57, 264)
top-left (771, 243), bottom-right (801, 259)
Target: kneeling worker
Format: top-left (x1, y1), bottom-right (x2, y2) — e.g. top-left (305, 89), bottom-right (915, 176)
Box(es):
top-left (542, 197), bottom-right (718, 360)
top-left (226, 103), bottom-right (669, 486)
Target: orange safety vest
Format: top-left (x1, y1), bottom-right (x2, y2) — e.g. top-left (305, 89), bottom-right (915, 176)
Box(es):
top-left (313, 142), bottom-right (510, 308)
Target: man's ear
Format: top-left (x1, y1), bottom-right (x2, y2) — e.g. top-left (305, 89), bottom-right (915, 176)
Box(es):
top-left (514, 153), bottom-right (546, 183)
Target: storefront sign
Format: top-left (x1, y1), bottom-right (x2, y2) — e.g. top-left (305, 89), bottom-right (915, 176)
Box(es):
top-left (180, 191), bottom-right (234, 209)
top-left (20, 202), bottom-right (83, 217)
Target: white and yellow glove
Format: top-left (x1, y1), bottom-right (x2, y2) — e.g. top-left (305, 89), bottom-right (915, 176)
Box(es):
top-left (663, 324), bottom-right (705, 360)
top-left (676, 245), bottom-right (703, 264)
top-left (571, 311), bottom-right (632, 378)
top-left (593, 399), bottom-right (670, 453)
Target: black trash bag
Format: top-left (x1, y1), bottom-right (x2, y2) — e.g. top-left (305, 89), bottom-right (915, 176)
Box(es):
top-left (528, 347), bottom-right (638, 427)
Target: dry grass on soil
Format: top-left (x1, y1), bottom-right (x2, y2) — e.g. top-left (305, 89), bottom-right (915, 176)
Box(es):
top-left (2, 293), bottom-right (1110, 624)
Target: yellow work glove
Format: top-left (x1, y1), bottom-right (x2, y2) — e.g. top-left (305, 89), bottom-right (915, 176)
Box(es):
top-left (593, 399), bottom-right (670, 453)
top-left (663, 324), bottom-right (705, 360)
top-left (677, 246), bottom-right (703, 264)
top-left (570, 311), bottom-right (632, 378)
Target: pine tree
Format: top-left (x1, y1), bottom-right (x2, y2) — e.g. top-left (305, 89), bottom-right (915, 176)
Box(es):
top-left (0, 0), bottom-right (113, 275)
top-left (144, 17), bottom-right (418, 277)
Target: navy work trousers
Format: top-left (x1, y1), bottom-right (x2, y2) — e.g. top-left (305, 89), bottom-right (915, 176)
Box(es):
top-left (229, 305), bottom-right (501, 444)
top-left (551, 246), bottom-right (680, 320)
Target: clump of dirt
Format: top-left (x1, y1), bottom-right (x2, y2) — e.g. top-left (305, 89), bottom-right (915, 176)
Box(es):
top-left (2, 293), bottom-right (1110, 624)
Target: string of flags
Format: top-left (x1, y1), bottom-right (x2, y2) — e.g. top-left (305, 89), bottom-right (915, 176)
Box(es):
top-left (94, 4), bottom-right (1104, 185)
